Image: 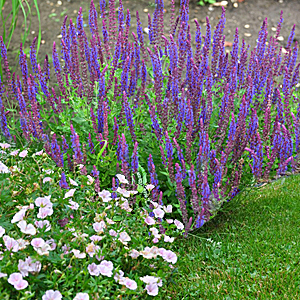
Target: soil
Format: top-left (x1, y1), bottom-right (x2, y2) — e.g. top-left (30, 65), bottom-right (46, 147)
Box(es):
top-left (1, 0), bottom-right (300, 81)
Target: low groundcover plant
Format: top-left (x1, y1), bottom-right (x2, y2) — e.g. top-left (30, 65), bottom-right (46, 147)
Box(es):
top-left (0, 0), bottom-right (299, 296)
top-left (0, 142), bottom-right (182, 298)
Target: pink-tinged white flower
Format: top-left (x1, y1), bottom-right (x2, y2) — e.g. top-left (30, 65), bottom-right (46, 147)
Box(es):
top-left (128, 249), bottom-right (140, 259)
top-left (140, 275), bottom-right (162, 286)
top-left (35, 195), bottom-right (52, 208)
top-left (64, 188), bottom-right (76, 199)
top-left (19, 257), bottom-right (42, 276)
top-left (86, 175), bottom-right (94, 185)
top-left (73, 293), bottom-right (89, 300)
top-left (68, 200), bottom-right (79, 210)
top-left (69, 178), bottom-right (78, 186)
top-left (35, 220), bottom-right (51, 232)
top-left (98, 190), bottom-right (112, 202)
top-left (72, 249), bottom-right (86, 259)
top-left (158, 248), bottom-right (166, 256)
top-left (162, 250), bottom-right (177, 264)
top-left (124, 278), bottom-right (137, 290)
top-left (43, 169), bottom-right (54, 175)
top-left (106, 218), bottom-right (115, 225)
top-left (174, 220), bottom-right (184, 230)
top-left (87, 263), bottom-right (100, 276)
top-left (11, 208), bottom-right (27, 223)
top-left (116, 174), bottom-right (128, 184)
top-left (17, 220), bottom-right (36, 235)
top-left (153, 208), bottom-right (165, 219)
top-left (31, 238), bottom-right (45, 248)
top-left (120, 199), bottom-right (132, 212)
top-left (8, 272), bottom-right (23, 285)
top-left (114, 270), bottom-right (125, 284)
top-left (37, 207), bottom-right (53, 219)
top-left (164, 205), bottom-right (172, 213)
top-left (34, 150), bottom-right (44, 156)
top-left (118, 232), bottom-right (131, 245)
top-left (46, 239), bottom-right (57, 251)
top-left (145, 283), bottom-right (159, 296)
top-left (3, 235), bottom-right (19, 252)
top-left (10, 149), bottom-right (19, 156)
top-left (35, 242), bottom-right (52, 256)
top-left (150, 227), bottom-right (161, 239)
top-left (0, 226), bottom-right (5, 237)
top-left (42, 290), bottom-right (62, 300)
top-left (0, 161), bottom-right (10, 174)
top-left (0, 272), bottom-right (7, 278)
top-left (152, 237), bottom-right (159, 244)
top-left (109, 229), bottom-right (117, 237)
top-left (166, 219), bottom-right (173, 224)
top-left (93, 221), bottom-right (106, 234)
top-left (150, 201), bottom-right (159, 208)
top-left (116, 187), bottom-right (131, 198)
top-left (14, 278), bottom-right (28, 290)
top-left (43, 177), bottom-right (53, 184)
top-left (140, 247), bottom-right (156, 259)
top-left (19, 150), bottom-right (28, 158)
top-left (145, 184), bottom-right (155, 191)
top-left (144, 216), bottom-right (155, 225)
top-left (85, 243), bottom-right (100, 257)
top-left (18, 259), bottom-right (30, 277)
top-left (90, 235), bottom-right (103, 242)
top-left (128, 190), bottom-right (138, 196)
top-left (0, 251), bottom-right (3, 260)
top-left (0, 142), bottom-right (11, 149)
top-left (17, 238), bottom-right (30, 250)
top-left (164, 235), bottom-right (175, 243)
top-left (98, 260), bottom-right (113, 277)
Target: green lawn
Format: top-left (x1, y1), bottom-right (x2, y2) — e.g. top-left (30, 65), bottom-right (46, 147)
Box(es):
top-left (167, 175), bottom-right (300, 299)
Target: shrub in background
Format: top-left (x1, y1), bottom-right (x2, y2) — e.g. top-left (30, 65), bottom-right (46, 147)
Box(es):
top-left (0, 0), bottom-right (299, 234)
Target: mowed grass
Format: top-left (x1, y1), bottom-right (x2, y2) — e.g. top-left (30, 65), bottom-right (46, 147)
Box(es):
top-left (167, 175), bottom-right (300, 300)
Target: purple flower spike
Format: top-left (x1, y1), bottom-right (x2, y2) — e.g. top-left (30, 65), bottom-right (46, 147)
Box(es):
top-left (59, 171), bottom-right (70, 189)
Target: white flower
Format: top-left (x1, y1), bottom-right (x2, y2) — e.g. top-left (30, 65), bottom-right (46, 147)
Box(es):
top-left (162, 250), bottom-right (177, 264)
top-left (73, 293), bottom-right (89, 300)
top-left (37, 207), bottom-right (53, 219)
top-left (17, 238), bottom-right (30, 250)
top-left (31, 238), bottom-right (45, 248)
top-left (35, 195), bottom-right (52, 208)
top-left (64, 188), bottom-right (76, 198)
top-left (68, 200), bottom-right (79, 210)
top-left (0, 161), bottom-right (10, 174)
top-left (93, 221), bottom-right (106, 234)
top-left (153, 208), bottom-right (165, 219)
top-left (19, 150), bottom-right (28, 158)
top-left (72, 249), bottom-right (86, 259)
top-left (145, 184), bottom-right (155, 191)
top-left (116, 174), bottom-right (128, 184)
top-left (10, 149), bottom-right (19, 156)
top-left (116, 187), bottom-right (131, 197)
top-left (35, 220), bottom-right (51, 232)
top-left (164, 235), bottom-right (175, 243)
top-left (98, 260), bottom-right (113, 277)
top-left (11, 208), bottom-right (27, 223)
top-left (140, 275), bottom-right (162, 286)
top-left (98, 190), bottom-right (112, 202)
top-left (0, 272), bottom-right (7, 278)
top-left (114, 270), bottom-right (125, 284)
top-left (88, 263), bottom-right (100, 276)
top-left (8, 272), bottom-right (23, 285)
top-left (144, 216), bottom-right (156, 225)
top-left (86, 175), bottom-right (94, 185)
top-left (164, 205), bottom-right (172, 213)
top-left (145, 283), bottom-right (159, 296)
top-left (43, 177), bottom-right (53, 184)
top-left (17, 220), bottom-right (36, 235)
top-left (42, 290), bottom-right (62, 300)
top-left (3, 235), bottom-right (19, 252)
top-left (34, 150), bottom-right (44, 156)
top-left (124, 278), bottom-right (137, 290)
top-left (69, 178), bottom-right (78, 186)
top-left (128, 249), bottom-right (140, 259)
top-left (0, 142), bottom-right (11, 149)
top-left (118, 232), bottom-right (131, 245)
top-left (174, 219), bottom-right (184, 230)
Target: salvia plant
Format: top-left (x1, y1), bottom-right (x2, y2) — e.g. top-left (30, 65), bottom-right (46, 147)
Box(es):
top-left (0, 0), bottom-right (300, 238)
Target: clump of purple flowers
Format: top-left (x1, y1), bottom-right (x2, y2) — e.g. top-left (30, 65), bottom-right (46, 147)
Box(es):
top-left (1, 0), bottom-right (300, 234)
